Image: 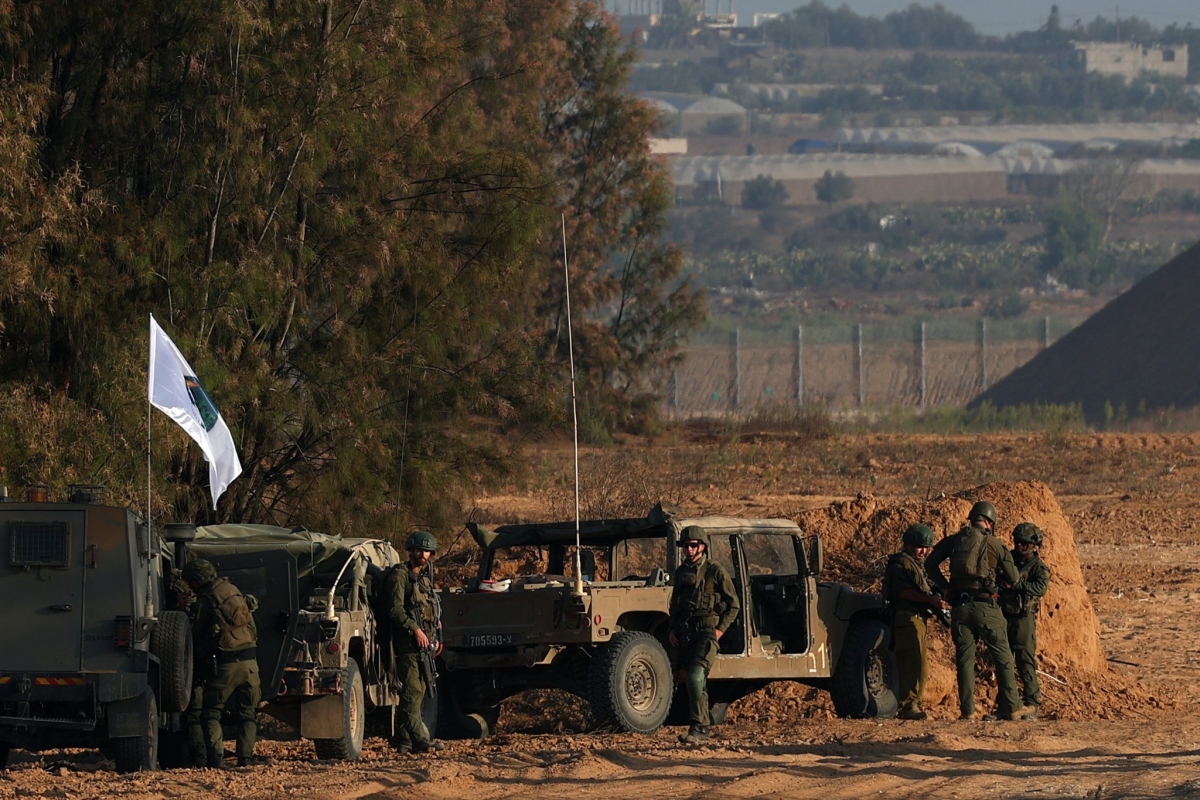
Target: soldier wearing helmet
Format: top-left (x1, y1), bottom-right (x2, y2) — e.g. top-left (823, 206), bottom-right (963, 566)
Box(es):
top-left (883, 523), bottom-right (948, 720)
top-left (183, 557), bottom-right (261, 768)
top-left (387, 531), bottom-right (444, 754)
top-left (669, 525), bottom-right (740, 744)
top-left (925, 500), bottom-right (1032, 722)
top-left (1000, 523), bottom-right (1050, 719)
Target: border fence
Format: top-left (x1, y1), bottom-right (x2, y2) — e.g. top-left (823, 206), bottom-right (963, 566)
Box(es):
top-left (665, 317), bottom-right (1085, 417)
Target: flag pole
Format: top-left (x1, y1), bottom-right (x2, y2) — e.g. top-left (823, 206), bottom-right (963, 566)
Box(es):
top-left (145, 316), bottom-right (155, 618)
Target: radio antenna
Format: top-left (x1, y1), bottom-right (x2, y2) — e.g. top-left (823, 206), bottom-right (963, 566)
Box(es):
top-left (562, 214), bottom-right (584, 597)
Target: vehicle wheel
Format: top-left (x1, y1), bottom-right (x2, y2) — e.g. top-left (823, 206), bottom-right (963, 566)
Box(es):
top-left (587, 631), bottom-right (672, 734)
top-left (313, 660), bottom-right (365, 761)
top-left (830, 618), bottom-right (899, 719)
top-left (436, 671), bottom-right (500, 740)
top-left (114, 691), bottom-right (159, 773)
top-left (150, 611), bottom-right (193, 713)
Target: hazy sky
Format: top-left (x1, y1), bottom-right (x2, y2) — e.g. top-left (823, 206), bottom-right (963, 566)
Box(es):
top-left (676, 1), bottom-right (1200, 37)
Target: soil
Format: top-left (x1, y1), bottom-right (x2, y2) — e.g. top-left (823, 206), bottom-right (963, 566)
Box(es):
top-left (8, 431), bottom-right (1200, 798)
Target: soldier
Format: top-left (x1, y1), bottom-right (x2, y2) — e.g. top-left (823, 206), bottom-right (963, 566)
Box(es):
top-left (668, 526), bottom-right (740, 744)
top-left (182, 558), bottom-right (262, 768)
top-left (1001, 522), bottom-right (1051, 719)
top-left (883, 523), bottom-right (949, 721)
top-left (925, 501), bottom-right (1034, 722)
top-left (168, 568), bottom-right (208, 768)
top-left (387, 531), bottom-right (445, 754)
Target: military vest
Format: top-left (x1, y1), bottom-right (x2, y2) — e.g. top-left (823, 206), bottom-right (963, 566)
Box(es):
top-left (206, 577), bottom-right (257, 652)
top-left (948, 525), bottom-right (998, 591)
top-left (674, 558), bottom-right (730, 626)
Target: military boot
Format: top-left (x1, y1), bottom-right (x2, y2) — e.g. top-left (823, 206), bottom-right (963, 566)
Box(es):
top-left (898, 706), bottom-right (928, 721)
top-left (1005, 705), bottom-right (1037, 721)
top-left (681, 725), bottom-right (710, 744)
top-left (411, 739), bottom-right (445, 754)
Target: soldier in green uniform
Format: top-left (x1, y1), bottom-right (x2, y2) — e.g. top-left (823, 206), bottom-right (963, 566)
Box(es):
top-left (883, 523), bottom-right (949, 721)
top-left (1001, 522), bottom-right (1051, 719)
top-left (668, 526), bottom-right (740, 744)
top-left (387, 531), bottom-right (444, 755)
top-left (168, 568), bottom-right (209, 767)
top-left (925, 501), bottom-right (1034, 722)
top-left (183, 558), bottom-right (262, 768)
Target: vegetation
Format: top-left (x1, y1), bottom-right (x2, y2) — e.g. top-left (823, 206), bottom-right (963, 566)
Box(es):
top-left (0, 0), bottom-right (702, 532)
top-left (814, 171), bottom-right (856, 207)
top-left (741, 175), bottom-right (790, 210)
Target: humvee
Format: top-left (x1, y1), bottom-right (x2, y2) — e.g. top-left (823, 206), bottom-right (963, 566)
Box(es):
top-left (437, 504), bottom-right (898, 738)
top-left (0, 486), bottom-right (193, 773)
top-left (186, 523), bottom-right (425, 761)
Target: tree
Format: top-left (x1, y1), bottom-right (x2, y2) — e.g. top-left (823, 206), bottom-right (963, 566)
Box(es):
top-left (741, 175), bottom-right (790, 210)
top-left (1061, 157), bottom-right (1145, 243)
top-left (1042, 197), bottom-right (1103, 273)
top-left (814, 170), bottom-right (855, 207)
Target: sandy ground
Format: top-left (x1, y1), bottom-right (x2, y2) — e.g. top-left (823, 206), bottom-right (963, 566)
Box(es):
top-left (7, 431), bottom-right (1200, 799)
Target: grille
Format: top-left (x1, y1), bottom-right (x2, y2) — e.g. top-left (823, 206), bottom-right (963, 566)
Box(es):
top-left (9, 521), bottom-right (71, 568)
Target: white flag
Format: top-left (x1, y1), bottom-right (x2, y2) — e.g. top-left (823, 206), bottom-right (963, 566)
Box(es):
top-left (148, 315), bottom-right (243, 508)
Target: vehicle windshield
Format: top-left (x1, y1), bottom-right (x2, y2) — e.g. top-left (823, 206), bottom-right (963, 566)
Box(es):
top-left (484, 535), bottom-right (670, 584)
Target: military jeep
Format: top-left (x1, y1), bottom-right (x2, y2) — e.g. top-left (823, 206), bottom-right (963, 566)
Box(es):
top-left (437, 504), bottom-right (897, 738)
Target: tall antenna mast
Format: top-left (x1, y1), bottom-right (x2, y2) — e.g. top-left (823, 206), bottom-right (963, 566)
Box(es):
top-left (562, 214), bottom-right (584, 597)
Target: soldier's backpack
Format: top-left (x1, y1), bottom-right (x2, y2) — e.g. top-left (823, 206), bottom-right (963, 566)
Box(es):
top-left (948, 526), bottom-right (996, 588)
top-left (209, 577), bottom-right (256, 651)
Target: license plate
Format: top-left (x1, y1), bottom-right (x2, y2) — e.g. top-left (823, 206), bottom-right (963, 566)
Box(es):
top-left (463, 633), bottom-right (517, 647)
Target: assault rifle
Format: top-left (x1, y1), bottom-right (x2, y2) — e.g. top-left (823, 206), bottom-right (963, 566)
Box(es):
top-left (925, 605), bottom-right (953, 629)
top-left (411, 564), bottom-right (440, 694)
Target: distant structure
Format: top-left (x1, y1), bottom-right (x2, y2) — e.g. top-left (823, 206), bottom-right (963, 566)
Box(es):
top-left (613, 0), bottom-right (737, 32)
top-left (1070, 42), bottom-right (1188, 82)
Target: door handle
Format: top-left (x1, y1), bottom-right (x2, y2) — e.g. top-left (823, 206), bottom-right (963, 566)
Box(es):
top-left (48, 604), bottom-right (74, 612)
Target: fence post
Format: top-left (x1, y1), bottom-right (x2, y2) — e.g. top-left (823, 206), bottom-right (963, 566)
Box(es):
top-left (732, 328), bottom-right (741, 411)
top-left (978, 318), bottom-right (988, 391)
top-left (1042, 316), bottom-right (1050, 351)
top-left (795, 325), bottom-right (804, 408)
top-left (856, 322), bottom-right (864, 407)
top-left (917, 321), bottom-right (927, 408)
top-left (671, 366), bottom-right (678, 414)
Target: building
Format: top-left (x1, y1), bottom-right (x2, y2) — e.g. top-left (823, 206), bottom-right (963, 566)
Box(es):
top-left (1070, 42), bottom-right (1188, 82)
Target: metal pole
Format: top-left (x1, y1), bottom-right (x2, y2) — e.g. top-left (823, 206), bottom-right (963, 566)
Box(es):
top-left (732, 328), bottom-right (741, 411)
top-left (919, 321), bottom-right (927, 408)
top-left (796, 325), bottom-right (804, 408)
top-left (979, 318), bottom-right (988, 391)
top-left (671, 366), bottom-right (678, 413)
top-left (856, 323), bottom-right (864, 407)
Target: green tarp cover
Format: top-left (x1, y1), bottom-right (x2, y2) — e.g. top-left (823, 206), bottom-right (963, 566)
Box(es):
top-left (469, 515), bottom-right (800, 551)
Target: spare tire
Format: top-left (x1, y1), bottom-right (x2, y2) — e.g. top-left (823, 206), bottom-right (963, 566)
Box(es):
top-left (150, 611), bottom-right (193, 713)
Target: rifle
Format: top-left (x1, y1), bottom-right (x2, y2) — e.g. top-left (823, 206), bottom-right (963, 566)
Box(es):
top-left (411, 564), bottom-right (440, 694)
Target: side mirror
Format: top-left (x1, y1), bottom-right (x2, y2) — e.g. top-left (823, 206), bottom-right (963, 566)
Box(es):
top-left (804, 536), bottom-right (823, 577)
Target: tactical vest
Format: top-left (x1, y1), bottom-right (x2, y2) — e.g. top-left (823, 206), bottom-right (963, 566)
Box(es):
top-left (883, 551), bottom-right (930, 616)
top-left (676, 559), bottom-right (729, 626)
top-left (1000, 556), bottom-right (1043, 616)
top-left (208, 577), bottom-right (257, 651)
top-left (948, 525), bottom-right (998, 591)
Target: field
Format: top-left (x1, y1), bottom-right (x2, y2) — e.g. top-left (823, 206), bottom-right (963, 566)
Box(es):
top-left (7, 431), bottom-right (1200, 799)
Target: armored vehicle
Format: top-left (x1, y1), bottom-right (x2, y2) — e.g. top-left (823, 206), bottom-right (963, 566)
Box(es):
top-left (187, 524), bottom-right (421, 761)
top-left (437, 504), bottom-right (897, 738)
top-left (0, 486), bottom-right (193, 773)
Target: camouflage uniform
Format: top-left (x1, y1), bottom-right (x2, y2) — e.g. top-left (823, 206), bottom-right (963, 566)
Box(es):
top-left (669, 551), bottom-right (740, 730)
top-left (387, 564), bottom-right (440, 751)
top-left (925, 523), bottom-right (1022, 719)
top-left (189, 567), bottom-right (261, 768)
top-left (883, 550), bottom-right (934, 717)
top-left (1002, 550), bottom-right (1050, 709)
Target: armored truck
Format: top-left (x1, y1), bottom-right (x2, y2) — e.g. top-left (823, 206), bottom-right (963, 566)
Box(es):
top-left (437, 504), bottom-right (897, 738)
top-left (0, 486), bottom-right (193, 773)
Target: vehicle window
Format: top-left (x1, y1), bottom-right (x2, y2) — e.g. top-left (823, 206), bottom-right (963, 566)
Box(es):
top-left (613, 537), bottom-right (668, 580)
top-left (706, 534), bottom-right (737, 577)
top-left (489, 546), bottom-right (553, 579)
top-left (741, 533), bottom-right (799, 576)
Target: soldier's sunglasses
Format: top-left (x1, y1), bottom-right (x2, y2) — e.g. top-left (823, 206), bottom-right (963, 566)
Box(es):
top-left (684, 542), bottom-right (703, 549)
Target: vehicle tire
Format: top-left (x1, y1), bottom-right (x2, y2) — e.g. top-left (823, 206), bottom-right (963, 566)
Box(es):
top-left (150, 610), bottom-right (193, 714)
top-left (587, 631), bottom-right (672, 734)
top-left (313, 660), bottom-right (365, 761)
top-left (114, 691), bottom-right (159, 773)
top-left (830, 618), bottom-right (899, 719)
top-left (436, 671), bottom-right (500, 740)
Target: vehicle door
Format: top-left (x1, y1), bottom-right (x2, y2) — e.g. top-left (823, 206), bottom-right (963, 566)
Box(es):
top-left (741, 532), bottom-right (807, 655)
top-left (201, 550), bottom-right (298, 701)
top-left (707, 533), bottom-right (748, 656)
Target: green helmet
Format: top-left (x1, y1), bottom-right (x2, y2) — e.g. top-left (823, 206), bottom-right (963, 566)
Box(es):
top-left (968, 501), bottom-right (997, 525)
top-left (405, 530), bottom-right (438, 552)
top-left (1012, 522), bottom-right (1043, 546)
top-left (902, 523), bottom-right (936, 547)
top-left (182, 557), bottom-right (217, 585)
top-left (677, 525), bottom-right (709, 548)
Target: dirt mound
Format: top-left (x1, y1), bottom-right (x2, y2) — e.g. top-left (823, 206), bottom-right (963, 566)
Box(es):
top-left (779, 479), bottom-right (1177, 719)
top-left (974, 240), bottom-right (1200, 419)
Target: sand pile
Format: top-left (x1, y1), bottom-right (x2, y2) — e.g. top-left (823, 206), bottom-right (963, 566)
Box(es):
top-left (727, 480), bottom-right (1175, 721)
top-left (974, 240), bottom-right (1200, 419)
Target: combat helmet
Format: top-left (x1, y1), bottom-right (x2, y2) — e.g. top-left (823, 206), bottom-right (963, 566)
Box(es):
top-left (182, 557), bottom-right (217, 585)
top-left (406, 530), bottom-right (438, 552)
top-left (1012, 522), bottom-right (1043, 546)
top-left (968, 500), bottom-right (997, 526)
top-left (902, 523), bottom-right (936, 547)
top-left (677, 525), bottom-right (709, 548)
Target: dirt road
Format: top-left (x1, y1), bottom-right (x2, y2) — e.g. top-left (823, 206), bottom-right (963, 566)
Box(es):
top-left (6, 432), bottom-right (1200, 799)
